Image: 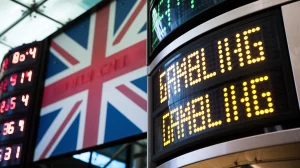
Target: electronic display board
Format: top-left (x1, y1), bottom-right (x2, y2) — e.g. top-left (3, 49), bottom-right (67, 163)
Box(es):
top-left (0, 94), bottom-right (30, 117)
top-left (0, 42), bottom-right (45, 167)
top-left (1, 46), bottom-right (37, 74)
top-left (0, 144), bottom-right (22, 167)
top-left (0, 118), bottom-right (26, 141)
top-left (151, 0), bottom-right (226, 51)
top-left (0, 70), bottom-right (34, 96)
top-left (150, 9), bottom-right (299, 159)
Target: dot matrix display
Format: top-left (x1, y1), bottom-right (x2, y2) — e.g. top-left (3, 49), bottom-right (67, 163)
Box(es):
top-left (0, 94), bottom-right (30, 117)
top-left (0, 69), bottom-right (33, 96)
top-left (151, 12), bottom-right (297, 155)
top-left (158, 26), bottom-right (266, 104)
top-left (155, 70), bottom-right (288, 151)
top-left (154, 16), bottom-right (279, 109)
top-left (151, 0), bottom-right (225, 50)
top-left (0, 118), bottom-right (26, 141)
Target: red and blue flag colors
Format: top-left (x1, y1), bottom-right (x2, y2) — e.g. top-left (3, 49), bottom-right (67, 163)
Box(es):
top-left (34, 0), bottom-right (147, 160)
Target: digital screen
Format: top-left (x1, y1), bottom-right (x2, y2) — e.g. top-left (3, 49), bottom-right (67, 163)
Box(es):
top-left (0, 144), bottom-right (22, 167)
top-left (154, 69), bottom-right (288, 152)
top-left (151, 11), bottom-right (296, 155)
top-left (1, 46), bottom-right (37, 74)
top-left (151, 0), bottom-right (225, 50)
top-left (152, 15), bottom-right (280, 109)
top-left (0, 69), bottom-right (34, 95)
top-left (0, 94), bottom-right (30, 117)
top-left (0, 118), bottom-right (26, 141)
top-left (0, 42), bottom-right (42, 167)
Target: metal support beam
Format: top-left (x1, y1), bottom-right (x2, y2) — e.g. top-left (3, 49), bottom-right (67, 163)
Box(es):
top-left (11, 0), bottom-right (64, 25)
top-left (36, 12), bottom-right (64, 25)
top-left (125, 144), bottom-right (133, 168)
top-left (103, 144), bottom-right (129, 168)
top-left (10, 0), bottom-right (30, 9)
top-left (0, 41), bottom-right (13, 48)
top-left (0, 0), bottom-right (63, 39)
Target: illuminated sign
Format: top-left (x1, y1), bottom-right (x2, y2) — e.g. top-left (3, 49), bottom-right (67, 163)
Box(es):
top-left (155, 70), bottom-right (288, 149)
top-left (0, 70), bottom-right (33, 95)
top-left (152, 14), bottom-right (280, 109)
top-left (1, 47), bottom-right (37, 74)
top-left (151, 0), bottom-right (228, 51)
top-left (0, 144), bottom-right (22, 167)
top-left (0, 119), bottom-right (26, 141)
top-left (0, 42), bottom-right (44, 167)
top-left (150, 10), bottom-right (299, 158)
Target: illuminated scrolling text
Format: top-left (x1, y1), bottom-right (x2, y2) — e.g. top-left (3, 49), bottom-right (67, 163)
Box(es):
top-left (162, 75), bottom-right (275, 147)
top-left (160, 27), bottom-right (265, 103)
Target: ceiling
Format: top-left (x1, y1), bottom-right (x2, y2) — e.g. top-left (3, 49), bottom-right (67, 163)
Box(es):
top-left (0, 0), bottom-right (102, 59)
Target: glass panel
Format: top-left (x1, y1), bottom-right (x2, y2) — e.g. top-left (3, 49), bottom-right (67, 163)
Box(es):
top-left (131, 140), bottom-right (147, 168)
top-left (34, 152), bottom-right (90, 168)
top-left (0, 1), bottom-right (27, 33)
top-left (0, 44), bottom-right (10, 60)
top-left (14, 0), bottom-right (44, 7)
top-left (0, 12), bottom-right (61, 47)
top-left (91, 144), bottom-right (127, 168)
top-left (73, 152), bottom-right (91, 163)
top-left (91, 152), bottom-right (126, 168)
top-left (38, 0), bottom-right (102, 24)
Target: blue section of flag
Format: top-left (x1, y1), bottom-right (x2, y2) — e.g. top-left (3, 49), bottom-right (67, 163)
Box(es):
top-left (131, 76), bottom-right (147, 93)
top-left (139, 23), bottom-right (146, 33)
top-left (51, 113), bottom-right (80, 157)
top-left (36, 109), bottom-right (61, 145)
top-left (114, 0), bottom-right (136, 34)
top-left (46, 52), bottom-right (68, 79)
top-left (104, 103), bottom-right (141, 143)
top-left (65, 16), bottom-right (91, 49)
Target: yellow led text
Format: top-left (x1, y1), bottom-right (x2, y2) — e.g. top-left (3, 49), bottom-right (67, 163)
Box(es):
top-left (159, 27), bottom-right (265, 104)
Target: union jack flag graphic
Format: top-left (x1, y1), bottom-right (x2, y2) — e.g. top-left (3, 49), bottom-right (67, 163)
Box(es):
top-left (34, 0), bottom-right (147, 160)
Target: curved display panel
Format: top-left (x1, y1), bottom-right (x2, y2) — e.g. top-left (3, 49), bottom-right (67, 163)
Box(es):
top-left (151, 0), bottom-right (226, 51)
top-left (0, 93), bottom-right (30, 117)
top-left (152, 12), bottom-right (281, 109)
top-left (0, 118), bottom-right (26, 141)
top-left (0, 41), bottom-right (45, 167)
top-left (150, 9), bottom-right (299, 160)
top-left (0, 69), bottom-right (34, 96)
top-left (1, 47), bottom-right (37, 74)
top-left (154, 69), bottom-right (288, 152)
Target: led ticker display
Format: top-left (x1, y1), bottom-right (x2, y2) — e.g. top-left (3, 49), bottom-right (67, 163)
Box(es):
top-left (1, 47), bottom-right (37, 74)
top-left (153, 15), bottom-right (280, 109)
top-left (151, 0), bottom-right (225, 50)
top-left (154, 70), bottom-right (289, 152)
top-left (0, 69), bottom-right (33, 95)
top-left (0, 119), bottom-right (26, 141)
top-left (0, 94), bottom-right (30, 117)
top-left (151, 11), bottom-right (298, 157)
top-left (0, 144), bottom-right (22, 167)
top-left (0, 41), bottom-right (44, 167)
